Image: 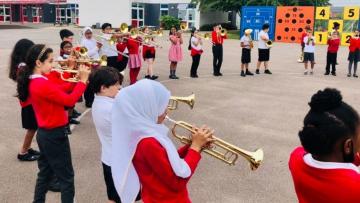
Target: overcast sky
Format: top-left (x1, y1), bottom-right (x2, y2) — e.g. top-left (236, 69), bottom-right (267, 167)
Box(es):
top-left (329, 0), bottom-right (360, 6)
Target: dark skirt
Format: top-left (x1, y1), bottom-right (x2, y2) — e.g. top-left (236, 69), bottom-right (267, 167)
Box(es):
top-left (144, 50), bottom-right (156, 59)
top-left (258, 49), bottom-right (270, 62)
top-left (21, 105), bottom-right (38, 130)
top-left (348, 50), bottom-right (360, 63)
top-left (241, 48), bottom-right (251, 64)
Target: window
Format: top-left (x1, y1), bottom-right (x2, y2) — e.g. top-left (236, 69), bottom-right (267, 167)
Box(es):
top-left (160, 4), bottom-right (169, 16)
top-left (131, 3), bottom-right (144, 27)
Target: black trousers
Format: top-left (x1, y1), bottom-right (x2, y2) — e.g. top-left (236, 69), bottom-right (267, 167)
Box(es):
top-left (84, 84), bottom-right (94, 107)
top-left (212, 45), bottom-right (223, 74)
top-left (34, 127), bottom-right (74, 203)
top-left (326, 52), bottom-right (337, 74)
top-left (191, 54), bottom-right (201, 76)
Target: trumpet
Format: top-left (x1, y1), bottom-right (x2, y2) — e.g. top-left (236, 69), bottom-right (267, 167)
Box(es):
top-left (196, 33), bottom-right (211, 40)
top-left (52, 68), bottom-right (80, 83)
top-left (166, 116), bottom-right (264, 170)
top-left (265, 40), bottom-right (273, 48)
top-left (220, 28), bottom-right (227, 37)
top-left (168, 94), bottom-right (195, 110)
top-left (249, 35), bottom-right (254, 49)
top-left (306, 37), bottom-right (314, 44)
top-left (180, 22), bottom-right (188, 31)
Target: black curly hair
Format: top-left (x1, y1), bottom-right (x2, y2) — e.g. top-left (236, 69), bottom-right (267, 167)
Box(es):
top-left (299, 88), bottom-right (360, 156)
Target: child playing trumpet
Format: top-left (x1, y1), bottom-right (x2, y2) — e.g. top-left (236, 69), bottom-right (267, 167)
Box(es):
top-left (240, 28), bottom-right (254, 77)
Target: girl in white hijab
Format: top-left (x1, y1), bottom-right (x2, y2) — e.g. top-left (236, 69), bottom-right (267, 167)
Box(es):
top-left (80, 26), bottom-right (101, 60)
top-left (111, 79), bottom-right (213, 203)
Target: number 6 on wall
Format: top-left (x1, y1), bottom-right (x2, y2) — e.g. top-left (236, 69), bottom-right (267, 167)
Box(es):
top-left (344, 7), bottom-right (360, 20)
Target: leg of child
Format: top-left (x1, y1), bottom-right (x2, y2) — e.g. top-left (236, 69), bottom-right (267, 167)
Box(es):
top-left (148, 59), bottom-right (154, 77)
top-left (20, 129), bottom-right (36, 154)
top-left (354, 62), bottom-right (358, 77)
top-left (325, 52), bottom-right (330, 74)
top-left (304, 61), bottom-right (308, 74)
top-left (264, 61), bottom-right (269, 70)
top-left (348, 61), bottom-right (353, 76)
top-left (256, 61), bottom-right (261, 71)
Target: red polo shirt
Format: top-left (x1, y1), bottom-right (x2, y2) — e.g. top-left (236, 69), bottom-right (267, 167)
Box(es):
top-left (29, 75), bottom-right (86, 129)
top-left (211, 31), bottom-right (227, 45)
top-left (327, 38), bottom-right (340, 53)
top-left (289, 147), bottom-right (360, 203)
top-left (116, 42), bottom-right (127, 61)
top-left (133, 137), bottom-right (201, 203)
top-left (349, 37), bottom-right (360, 52)
top-left (127, 38), bottom-right (141, 55)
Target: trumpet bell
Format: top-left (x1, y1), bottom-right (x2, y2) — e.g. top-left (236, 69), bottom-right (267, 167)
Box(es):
top-left (203, 33), bottom-right (210, 40)
top-left (266, 40), bottom-right (273, 48)
top-left (156, 29), bottom-right (163, 37)
top-left (120, 23), bottom-right (129, 33)
top-left (180, 22), bottom-right (188, 31)
top-left (79, 47), bottom-right (88, 57)
top-left (220, 28), bottom-right (227, 36)
top-left (168, 94), bottom-right (195, 110)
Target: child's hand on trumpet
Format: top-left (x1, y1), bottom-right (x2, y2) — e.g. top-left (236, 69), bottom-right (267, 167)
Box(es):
top-left (190, 125), bottom-right (215, 152)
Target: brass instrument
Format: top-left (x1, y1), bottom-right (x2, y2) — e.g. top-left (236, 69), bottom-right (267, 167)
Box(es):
top-left (168, 94), bottom-right (195, 110)
top-left (180, 22), bottom-right (188, 31)
top-left (196, 33), bottom-right (210, 40)
top-left (249, 35), bottom-right (254, 49)
top-left (220, 28), bottom-right (227, 37)
top-left (53, 55), bottom-right (108, 82)
top-left (120, 23), bottom-right (129, 33)
top-left (306, 37), bottom-right (314, 44)
top-left (166, 116), bottom-right (264, 170)
top-left (265, 40), bottom-right (273, 48)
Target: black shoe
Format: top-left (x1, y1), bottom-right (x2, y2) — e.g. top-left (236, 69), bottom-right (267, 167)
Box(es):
top-left (324, 72), bottom-right (330, 75)
top-left (85, 102), bottom-right (92, 108)
top-left (73, 109), bottom-right (81, 117)
top-left (255, 69), bottom-right (260, 74)
top-left (331, 72), bottom-right (336, 76)
top-left (144, 75), bottom-right (150, 79)
top-left (218, 72), bottom-right (223, 76)
top-left (69, 118), bottom-right (80, 125)
top-left (240, 71), bottom-right (246, 77)
top-left (169, 75), bottom-right (179, 79)
top-left (28, 148), bottom-right (40, 156)
top-left (354, 74), bottom-right (359, 78)
top-left (64, 125), bottom-right (72, 135)
top-left (150, 75), bottom-right (159, 80)
top-left (213, 73), bottom-right (220, 76)
top-left (190, 74), bottom-right (198, 78)
top-left (48, 178), bottom-right (61, 192)
top-left (264, 69), bottom-right (272, 74)
top-left (17, 153), bottom-right (39, 161)
top-left (246, 70), bottom-right (254, 76)
top-left (173, 75), bottom-right (179, 79)
top-left (348, 74), bottom-right (351, 77)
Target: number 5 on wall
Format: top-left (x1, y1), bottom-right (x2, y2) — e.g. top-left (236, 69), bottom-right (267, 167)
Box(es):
top-left (343, 7), bottom-right (359, 20)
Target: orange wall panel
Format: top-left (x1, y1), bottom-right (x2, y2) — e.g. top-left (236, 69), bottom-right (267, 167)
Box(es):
top-left (275, 6), bottom-right (315, 43)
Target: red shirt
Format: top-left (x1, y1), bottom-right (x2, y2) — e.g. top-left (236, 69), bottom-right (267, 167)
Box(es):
top-left (289, 147), bottom-right (360, 203)
top-left (116, 42), bottom-right (127, 61)
top-left (349, 37), bottom-right (360, 52)
top-left (133, 137), bottom-right (201, 203)
top-left (190, 48), bottom-right (203, 56)
top-left (211, 31), bottom-right (227, 45)
top-left (143, 44), bottom-right (156, 59)
top-left (29, 75), bottom-right (86, 129)
top-left (301, 33), bottom-right (307, 45)
top-left (127, 38), bottom-right (141, 55)
top-left (327, 38), bottom-right (340, 53)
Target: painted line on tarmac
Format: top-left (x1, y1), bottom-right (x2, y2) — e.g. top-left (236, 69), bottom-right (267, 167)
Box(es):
top-left (70, 108), bottom-right (91, 131)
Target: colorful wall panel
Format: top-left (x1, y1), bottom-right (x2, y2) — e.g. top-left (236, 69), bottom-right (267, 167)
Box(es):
top-left (314, 6), bottom-right (359, 46)
top-left (240, 6), bottom-right (276, 41)
top-left (275, 6), bottom-right (315, 43)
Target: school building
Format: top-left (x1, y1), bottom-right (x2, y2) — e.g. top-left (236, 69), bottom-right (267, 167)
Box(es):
top-left (78, 0), bottom-right (230, 29)
top-left (0, 0), bottom-right (79, 24)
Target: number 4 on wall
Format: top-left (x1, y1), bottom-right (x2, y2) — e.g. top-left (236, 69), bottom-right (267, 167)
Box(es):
top-left (315, 7), bottom-right (330, 20)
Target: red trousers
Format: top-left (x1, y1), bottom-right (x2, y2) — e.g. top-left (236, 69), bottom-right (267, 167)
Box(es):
top-left (130, 67), bottom-right (141, 85)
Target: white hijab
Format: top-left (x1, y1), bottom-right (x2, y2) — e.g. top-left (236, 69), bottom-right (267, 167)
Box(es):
top-left (111, 79), bottom-right (191, 203)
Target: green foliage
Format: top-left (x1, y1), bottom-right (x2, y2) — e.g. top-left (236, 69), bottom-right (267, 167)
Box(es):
top-left (160, 15), bottom-right (181, 30)
top-left (200, 23), bottom-right (237, 31)
top-left (192, 0), bottom-right (330, 13)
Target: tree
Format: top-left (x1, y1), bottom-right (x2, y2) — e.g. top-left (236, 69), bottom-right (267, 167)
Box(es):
top-left (192, 0), bottom-right (331, 13)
